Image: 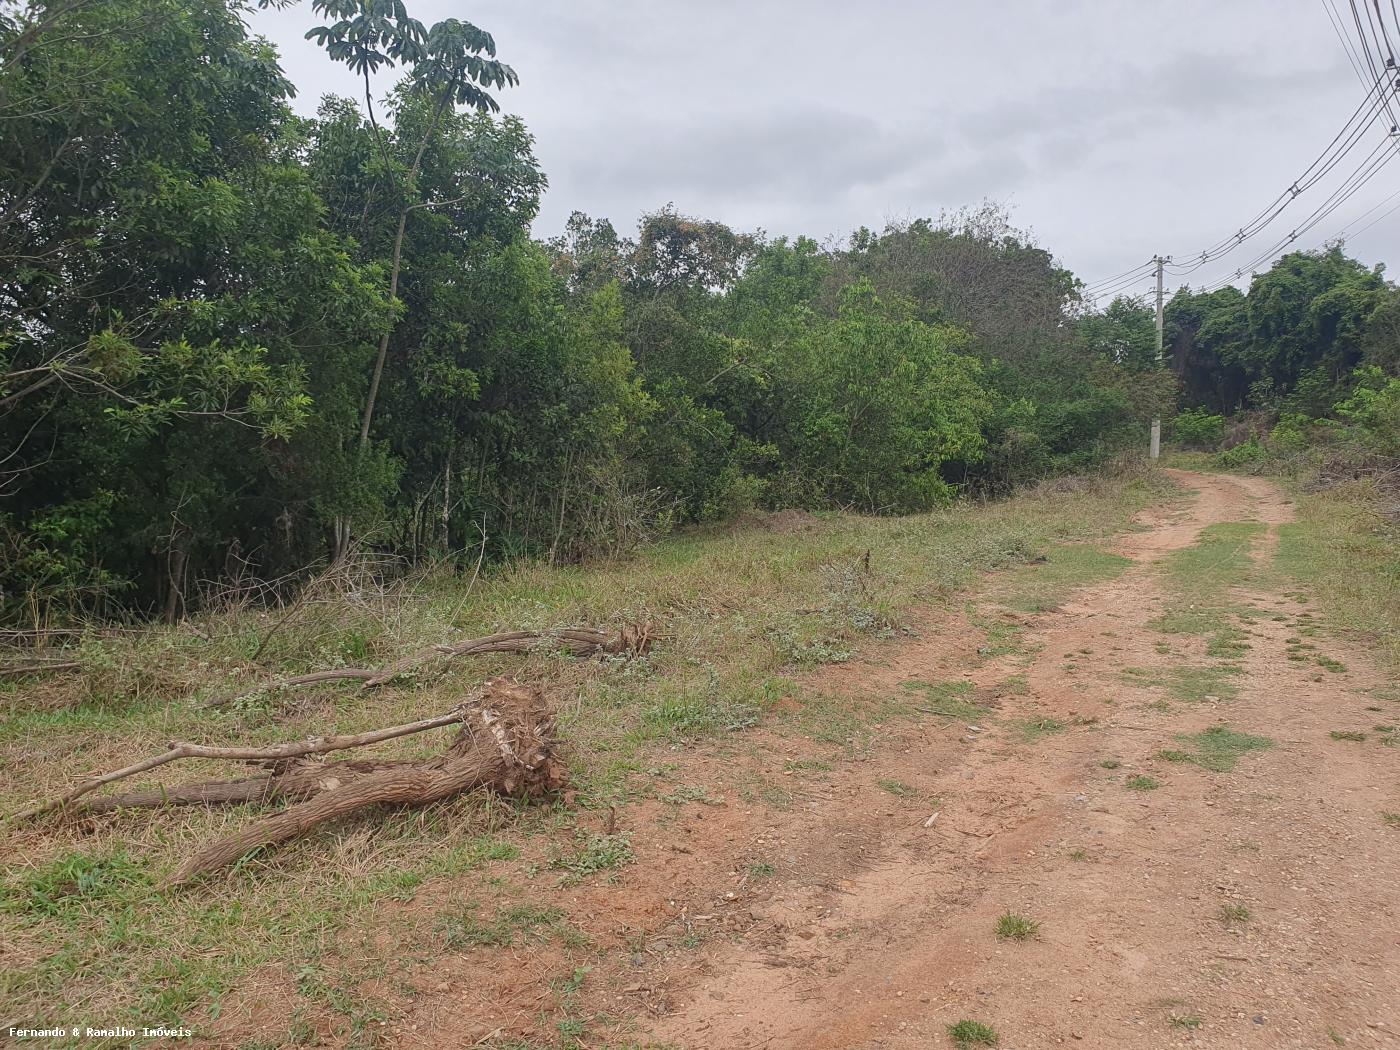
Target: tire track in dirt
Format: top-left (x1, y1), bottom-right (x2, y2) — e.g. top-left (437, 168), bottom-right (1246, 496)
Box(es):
top-left (643, 471), bottom-right (1400, 1050)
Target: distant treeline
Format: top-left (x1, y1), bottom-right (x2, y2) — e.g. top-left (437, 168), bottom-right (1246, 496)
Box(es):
top-left (5, 0), bottom-right (1386, 620)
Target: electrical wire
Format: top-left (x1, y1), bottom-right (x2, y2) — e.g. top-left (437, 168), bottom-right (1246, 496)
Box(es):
top-left (1087, 3), bottom-right (1400, 297)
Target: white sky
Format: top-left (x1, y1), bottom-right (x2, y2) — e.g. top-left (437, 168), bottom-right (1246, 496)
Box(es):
top-left (249, 0), bottom-right (1400, 296)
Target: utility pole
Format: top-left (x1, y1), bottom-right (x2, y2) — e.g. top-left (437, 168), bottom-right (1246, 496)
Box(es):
top-left (1149, 254), bottom-right (1165, 460)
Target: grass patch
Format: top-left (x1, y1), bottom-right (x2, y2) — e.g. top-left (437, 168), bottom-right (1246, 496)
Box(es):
top-left (1014, 716), bottom-right (1068, 742)
top-left (1218, 903), bottom-right (1251, 925)
top-left (1170, 1016), bottom-right (1203, 1030)
top-left (1123, 663), bottom-right (1244, 703)
top-left (1157, 726), bottom-right (1275, 772)
top-left (1330, 730), bottom-right (1367, 742)
top-left (948, 1019), bottom-right (999, 1047)
top-left (902, 678), bottom-right (982, 720)
top-left (549, 833), bottom-right (634, 885)
top-left (876, 778), bottom-right (918, 799)
top-left (1099, 759), bottom-right (1121, 769)
top-left (1126, 775), bottom-right (1161, 792)
top-left (1275, 481), bottom-right (1400, 673)
top-left (1382, 812), bottom-right (1400, 828)
top-left (994, 911), bottom-right (1040, 941)
top-left (436, 903), bottom-right (575, 949)
top-left (992, 545), bottom-right (1133, 613)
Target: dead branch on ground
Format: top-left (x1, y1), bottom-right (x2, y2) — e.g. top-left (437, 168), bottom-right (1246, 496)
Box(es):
top-left (204, 624), bottom-right (651, 709)
top-left (11, 678), bottom-right (567, 886)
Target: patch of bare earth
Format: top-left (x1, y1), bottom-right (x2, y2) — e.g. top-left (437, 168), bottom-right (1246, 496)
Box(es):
top-left (222, 472), bottom-right (1399, 1049)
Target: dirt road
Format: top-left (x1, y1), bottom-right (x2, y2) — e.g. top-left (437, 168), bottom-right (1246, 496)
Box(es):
top-left (622, 471), bottom-right (1399, 1049)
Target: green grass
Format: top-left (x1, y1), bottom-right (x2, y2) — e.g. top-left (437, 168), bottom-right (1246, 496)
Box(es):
top-left (1170, 1015), bottom-right (1203, 1030)
top-left (548, 833), bottom-right (634, 885)
top-left (0, 467), bottom-right (1177, 1033)
top-left (991, 545), bottom-right (1133, 613)
top-left (1123, 663), bottom-right (1244, 703)
top-left (436, 903), bottom-right (575, 949)
top-left (1148, 523), bottom-right (1268, 662)
top-left (1126, 775), bottom-right (1161, 792)
top-left (902, 679), bottom-right (981, 720)
top-left (948, 1019), bottom-right (999, 1047)
top-left (1157, 726), bottom-right (1275, 772)
top-left (1014, 716), bottom-right (1069, 742)
top-left (1330, 730), bottom-right (1367, 742)
top-left (993, 911), bottom-right (1040, 941)
top-left (1275, 481), bottom-right (1400, 673)
top-left (876, 778), bottom-right (919, 799)
top-left (1382, 812), bottom-right (1400, 828)
top-left (1099, 759), bottom-right (1121, 769)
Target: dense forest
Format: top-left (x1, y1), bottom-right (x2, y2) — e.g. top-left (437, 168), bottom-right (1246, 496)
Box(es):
top-left (2, 0), bottom-right (1397, 621)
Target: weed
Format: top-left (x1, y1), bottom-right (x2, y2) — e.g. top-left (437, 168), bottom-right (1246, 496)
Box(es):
top-left (1170, 1016), bottom-right (1203, 1030)
top-left (877, 778), bottom-right (918, 798)
top-left (994, 911), bottom-right (1040, 941)
top-left (550, 834), bottom-right (634, 885)
top-left (1218, 903), bottom-right (1251, 925)
top-left (1126, 775), bottom-right (1160, 792)
top-left (1330, 730), bottom-right (1367, 742)
top-left (1328, 1026), bottom-right (1347, 1045)
top-left (1099, 759), bottom-right (1121, 769)
top-left (948, 1019), bottom-right (999, 1047)
top-left (746, 861), bottom-right (776, 879)
top-left (658, 784), bottom-right (711, 805)
top-left (1068, 848), bottom-right (1089, 862)
top-left (1382, 812), bottom-right (1400, 828)
top-left (1316, 655), bottom-right (1347, 673)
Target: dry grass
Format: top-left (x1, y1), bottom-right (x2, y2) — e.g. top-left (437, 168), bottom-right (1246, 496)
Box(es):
top-left (0, 464), bottom-right (1176, 1036)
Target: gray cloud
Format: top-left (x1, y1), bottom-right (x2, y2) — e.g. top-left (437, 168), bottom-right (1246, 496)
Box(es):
top-left (251, 0), bottom-right (1397, 292)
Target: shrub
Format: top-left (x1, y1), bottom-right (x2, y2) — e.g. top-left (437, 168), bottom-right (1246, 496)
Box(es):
top-left (1171, 407), bottom-right (1226, 449)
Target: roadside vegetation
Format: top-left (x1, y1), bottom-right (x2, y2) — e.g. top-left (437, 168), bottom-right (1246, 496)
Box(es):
top-left (0, 467), bottom-right (1171, 1036)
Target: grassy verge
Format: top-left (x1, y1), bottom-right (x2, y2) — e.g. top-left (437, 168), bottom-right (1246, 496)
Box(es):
top-left (1275, 479), bottom-right (1400, 673)
top-left (0, 465), bottom-right (1176, 1038)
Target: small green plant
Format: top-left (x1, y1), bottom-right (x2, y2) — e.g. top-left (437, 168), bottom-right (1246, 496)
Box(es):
top-left (1381, 811), bottom-right (1400, 828)
top-left (550, 833), bottom-right (634, 885)
top-left (994, 911), bottom-right (1040, 941)
top-left (1099, 759), bottom-right (1121, 769)
top-left (1126, 774), bottom-right (1160, 791)
top-left (746, 861), bottom-right (776, 878)
top-left (1316, 655), bottom-right (1346, 673)
top-left (1328, 1025), bottom-right (1346, 1045)
top-left (877, 777), bottom-right (918, 798)
top-left (1218, 903), bottom-right (1251, 925)
top-left (1170, 1015), bottom-right (1203, 1030)
top-left (948, 1019), bottom-right (999, 1048)
top-left (1330, 730), bottom-right (1367, 742)
top-left (1068, 848), bottom-right (1089, 862)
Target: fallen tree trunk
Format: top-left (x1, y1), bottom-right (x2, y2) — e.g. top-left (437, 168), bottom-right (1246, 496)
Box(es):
top-left (13, 678), bottom-right (567, 886)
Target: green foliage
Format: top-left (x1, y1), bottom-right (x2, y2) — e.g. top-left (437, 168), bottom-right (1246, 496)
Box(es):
top-left (1172, 407), bottom-right (1226, 449)
top-left (0, 6), bottom-right (1204, 620)
top-left (948, 1019), bottom-right (999, 1047)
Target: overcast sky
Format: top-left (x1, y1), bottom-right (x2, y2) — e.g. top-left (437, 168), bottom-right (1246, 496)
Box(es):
top-left (249, 1), bottom-right (1399, 298)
